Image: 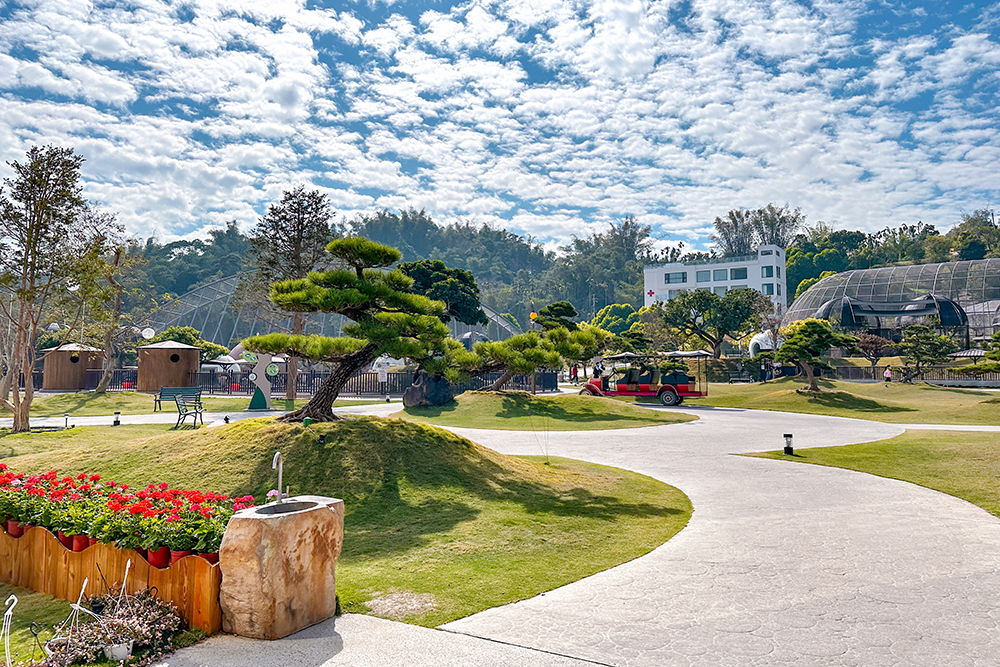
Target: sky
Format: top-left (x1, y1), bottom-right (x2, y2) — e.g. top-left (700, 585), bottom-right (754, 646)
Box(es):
top-left (1, 0), bottom-right (998, 253)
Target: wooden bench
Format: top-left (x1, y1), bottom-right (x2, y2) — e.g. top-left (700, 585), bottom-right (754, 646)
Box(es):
top-left (154, 386), bottom-right (201, 411)
top-left (728, 370), bottom-right (753, 384)
top-left (173, 394), bottom-right (205, 428)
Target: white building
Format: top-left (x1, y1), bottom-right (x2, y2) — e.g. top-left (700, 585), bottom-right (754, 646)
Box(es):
top-left (643, 245), bottom-right (787, 313)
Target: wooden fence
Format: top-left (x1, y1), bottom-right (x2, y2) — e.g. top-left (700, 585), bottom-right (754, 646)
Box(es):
top-left (0, 526), bottom-right (221, 634)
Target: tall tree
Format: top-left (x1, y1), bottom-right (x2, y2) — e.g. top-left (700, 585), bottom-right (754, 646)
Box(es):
top-left (243, 186), bottom-right (339, 399)
top-left (242, 238), bottom-right (450, 421)
top-left (711, 208), bottom-right (756, 256)
top-left (750, 203), bottom-right (804, 248)
top-left (0, 146), bottom-right (95, 432)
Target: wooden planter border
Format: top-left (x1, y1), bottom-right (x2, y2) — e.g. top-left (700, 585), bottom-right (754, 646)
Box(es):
top-left (0, 526), bottom-right (221, 634)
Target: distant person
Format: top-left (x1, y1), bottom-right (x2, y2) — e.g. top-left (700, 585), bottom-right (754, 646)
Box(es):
top-left (883, 367), bottom-right (892, 384)
top-left (570, 364), bottom-right (579, 384)
top-left (760, 361), bottom-right (768, 383)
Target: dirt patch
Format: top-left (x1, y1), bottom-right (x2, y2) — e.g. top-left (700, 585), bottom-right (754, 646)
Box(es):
top-left (367, 592), bottom-right (437, 619)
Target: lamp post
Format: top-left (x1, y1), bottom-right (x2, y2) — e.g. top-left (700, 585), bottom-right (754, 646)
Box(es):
top-left (783, 433), bottom-right (793, 455)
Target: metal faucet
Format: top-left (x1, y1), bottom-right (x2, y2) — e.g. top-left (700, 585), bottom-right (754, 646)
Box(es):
top-left (272, 451), bottom-right (289, 502)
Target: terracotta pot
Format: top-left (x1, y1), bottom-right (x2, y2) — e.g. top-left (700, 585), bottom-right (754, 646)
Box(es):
top-left (147, 546), bottom-right (170, 568)
top-left (57, 531), bottom-right (73, 550)
top-left (170, 549), bottom-right (193, 564)
top-left (89, 537), bottom-right (99, 547)
top-left (72, 534), bottom-right (89, 552)
top-left (6, 520), bottom-right (24, 538)
top-left (197, 551), bottom-right (219, 564)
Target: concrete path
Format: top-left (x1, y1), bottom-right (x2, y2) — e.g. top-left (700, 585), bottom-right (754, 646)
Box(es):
top-left (440, 407), bottom-right (1000, 666)
top-left (11, 402), bottom-right (1000, 665)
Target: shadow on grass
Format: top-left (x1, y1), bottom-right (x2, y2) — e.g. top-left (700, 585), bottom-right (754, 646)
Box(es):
top-left (237, 417), bottom-right (686, 558)
top-left (798, 390), bottom-right (916, 414)
top-left (405, 393), bottom-right (671, 426)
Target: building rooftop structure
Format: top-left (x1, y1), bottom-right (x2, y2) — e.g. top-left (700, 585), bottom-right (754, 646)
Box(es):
top-left (784, 259), bottom-right (1000, 341)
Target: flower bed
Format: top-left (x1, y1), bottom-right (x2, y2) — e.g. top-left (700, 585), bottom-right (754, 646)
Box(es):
top-left (0, 464), bottom-right (255, 559)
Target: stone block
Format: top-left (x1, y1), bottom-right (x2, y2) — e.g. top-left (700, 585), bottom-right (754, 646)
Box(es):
top-left (219, 495), bottom-right (344, 639)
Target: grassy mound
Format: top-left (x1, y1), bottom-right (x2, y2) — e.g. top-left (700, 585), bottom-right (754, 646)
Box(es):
top-left (0, 418), bottom-right (691, 626)
top-left (702, 377), bottom-right (1000, 425)
top-left (396, 391), bottom-right (696, 430)
top-left (747, 430), bottom-right (1000, 518)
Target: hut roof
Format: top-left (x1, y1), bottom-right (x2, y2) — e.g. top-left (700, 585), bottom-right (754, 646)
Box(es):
top-left (139, 341), bottom-right (201, 350)
top-left (40, 343), bottom-right (102, 352)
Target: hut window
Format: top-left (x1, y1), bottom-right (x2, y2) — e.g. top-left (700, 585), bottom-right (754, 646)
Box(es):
top-left (170, 353), bottom-right (181, 363)
top-left (70, 355), bottom-right (80, 364)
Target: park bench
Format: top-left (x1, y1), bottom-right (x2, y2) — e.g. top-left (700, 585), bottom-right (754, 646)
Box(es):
top-left (173, 393), bottom-right (205, 428)
top-left (154, 386), bottom-right (201, 411)
top-left (728, 370), bottom-right (753, 384)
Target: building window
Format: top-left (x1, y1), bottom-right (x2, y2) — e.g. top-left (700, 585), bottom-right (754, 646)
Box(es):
top-left (655, 294), bottom-right (667, 302)
top-left (762, 283), bottom-right (774, 295)
top-left (777, 265), bottom-right (781, 278)
top-left (730, 285), bottom-right (747, 291)
top-left (760, 249), bottom-right (773, 256)
top-left (665, 272), bottom-right (687, 284)
top-left (777, 283), bottom-right (782, 296)
top-left (696, 270), bottom-right (711, 282)
top-left (713, 286), bottom-right (727, 296)
top-left (730, 267), bottom-right (747, 280)
top-left (761, 265), bottom-right (774, 278)
top-left (713, 268), bottom-right (727, 281)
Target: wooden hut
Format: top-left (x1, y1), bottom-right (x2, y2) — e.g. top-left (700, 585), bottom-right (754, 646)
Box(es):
top-left (137, 341), bottom-right (201, 392)
top-left (41, 344), bottom-right (104, 391)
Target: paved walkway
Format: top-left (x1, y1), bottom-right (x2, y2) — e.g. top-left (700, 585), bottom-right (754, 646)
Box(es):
top-left (11, 403), bottom-right (999, 666)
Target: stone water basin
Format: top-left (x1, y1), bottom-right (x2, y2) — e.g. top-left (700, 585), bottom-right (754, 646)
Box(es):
top-left (219, 494), bottom-right (344, 639)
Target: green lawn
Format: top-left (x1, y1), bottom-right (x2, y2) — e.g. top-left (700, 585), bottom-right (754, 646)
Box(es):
top-left (746, 430), bottom-right (1000, 518)
top-left (0, 582), bottom-right (71, 665)
top-left (395, 391), bottom-right (696, 431)
top-left (700, 377), bottom-right (1000, 425)
top-left (24, 392), bottom-right (379, 417)
top-left (0, 418), bottom-right (691, 627)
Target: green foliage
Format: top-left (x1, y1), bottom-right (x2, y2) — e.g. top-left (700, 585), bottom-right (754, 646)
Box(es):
top-left (139, 221), bottom-right (250, 297)
top-left (590, 303), bottom-right (638, 335)
top-left (711, 203), bottom-right (803, 256)
top-left (398, 259), bottom-right (488, 326)
top-left (149, 325), bottom-right (229, 362)
top-left (655, 288), bottom-right (771, 357)
top-left (794, 270), bottom-right (837, 299)
top-left (897, 324), bottom-right (960, 379)
top-left (472, 330), bottom-right (562, 377)
top-left (776, 318), bottom-right (858, 390)
top-left (535, 300), bottom-right (579, 331)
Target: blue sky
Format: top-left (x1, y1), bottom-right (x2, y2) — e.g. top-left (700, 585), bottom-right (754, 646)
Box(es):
top-left (1, 0), bottom-right (998, 253)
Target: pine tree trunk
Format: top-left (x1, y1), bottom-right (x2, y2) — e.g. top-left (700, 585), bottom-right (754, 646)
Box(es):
top-left (277, 343), bottom-right (378, 422)
top-left (803, 363), bottom-right (819, 392)
top-left (286, 312), bottom-right (302, 401)
top-left (485, 369), bottom-right (516, 392)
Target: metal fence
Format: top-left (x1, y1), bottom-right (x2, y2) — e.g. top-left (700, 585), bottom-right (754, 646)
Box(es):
top-left (833, 365), bottom-right (1000, 383)
top-left (31, 367), bottom-right (559, 396)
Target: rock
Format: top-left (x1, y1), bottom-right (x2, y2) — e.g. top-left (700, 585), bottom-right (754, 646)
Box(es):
top-left (402, 371), bottom-right (454, 407)
top-left (219, 495), bottom-right (344, 640)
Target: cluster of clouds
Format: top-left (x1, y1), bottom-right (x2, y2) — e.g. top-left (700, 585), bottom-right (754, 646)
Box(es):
top-left (0, 0), bottom-right (998, 252)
